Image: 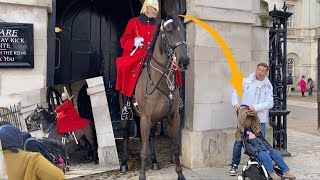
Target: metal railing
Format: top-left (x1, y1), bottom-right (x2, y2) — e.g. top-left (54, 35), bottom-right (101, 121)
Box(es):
top-left (0, 103), bottom-right (22, 131)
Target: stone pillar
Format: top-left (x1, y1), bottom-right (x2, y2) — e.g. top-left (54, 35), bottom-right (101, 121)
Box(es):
top-left (0, 140), bottom-right (8, 180)
top-left (86, 76), bottom-right (119, 168)
top-left (19, 88), bottom-right (48, 134)
top-left (181, 0), bottom-right (272, 168)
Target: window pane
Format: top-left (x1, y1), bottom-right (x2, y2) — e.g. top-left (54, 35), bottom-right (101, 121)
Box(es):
top-left (286, 5), bottom-right (294, 27)
top-left (287, 58), bottom-right (294, 75)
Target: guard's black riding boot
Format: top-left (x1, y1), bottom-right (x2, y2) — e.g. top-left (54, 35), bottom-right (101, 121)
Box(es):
top-left (121, 95), bottom-right (133, 121)
top-left (66, 132), bottom-right (75, 142)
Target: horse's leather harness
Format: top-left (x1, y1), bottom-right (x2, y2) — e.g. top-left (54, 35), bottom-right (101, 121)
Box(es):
top-left (145, 19), bottom-right (187, 118)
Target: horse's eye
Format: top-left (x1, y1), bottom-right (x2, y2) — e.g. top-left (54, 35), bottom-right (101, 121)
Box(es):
top-left (167, 31), bottom-right (172, 35)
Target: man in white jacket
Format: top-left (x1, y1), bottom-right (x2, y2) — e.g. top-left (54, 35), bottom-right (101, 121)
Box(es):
top-left (229, 63), bottom-right (274, 176)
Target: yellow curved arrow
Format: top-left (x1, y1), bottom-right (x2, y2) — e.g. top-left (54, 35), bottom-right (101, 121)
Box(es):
top-left (180, 15), bottom-right (243, 99)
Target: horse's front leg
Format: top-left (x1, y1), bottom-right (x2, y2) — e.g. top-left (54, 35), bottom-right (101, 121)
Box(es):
top-left (170, 113), bottom-right (185, 180)
top-left (150, 127), bottom-right (160, 170)
top-left (139, 116), bottom-right (151, 180)
top-left (120, 120), bottom-right (130, 173)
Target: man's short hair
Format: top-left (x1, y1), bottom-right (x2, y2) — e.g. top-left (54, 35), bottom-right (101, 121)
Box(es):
top-left (257, 63), bottom-right (269, 71)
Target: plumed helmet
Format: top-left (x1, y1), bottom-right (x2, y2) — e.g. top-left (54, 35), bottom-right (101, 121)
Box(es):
top-left (140, 0), bottom-right (159, 14)
top-left (61, 92), bottom-right (68, 98)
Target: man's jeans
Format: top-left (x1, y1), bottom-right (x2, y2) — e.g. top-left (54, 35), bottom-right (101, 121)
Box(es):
top-left (231, 123), bottom-right (266, 165)
top-left (256, 149), bottom-right (289, 174)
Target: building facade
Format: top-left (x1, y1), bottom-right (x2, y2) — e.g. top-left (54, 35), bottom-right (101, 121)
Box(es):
top-left (285, 0), bottom-right (319, 89)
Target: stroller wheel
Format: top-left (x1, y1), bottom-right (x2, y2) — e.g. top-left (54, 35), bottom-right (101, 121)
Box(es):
top-left (237, 175), bottom-right (244, 180)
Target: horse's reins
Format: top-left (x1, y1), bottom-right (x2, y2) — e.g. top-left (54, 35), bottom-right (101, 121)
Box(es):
top-left (35, 108), bottom-right (56, 135)
top-left (146, 19), bottom-right (187, 117)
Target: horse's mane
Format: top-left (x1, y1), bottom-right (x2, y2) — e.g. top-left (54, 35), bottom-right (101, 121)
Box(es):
top-left (38, 108), bottom-right (54, 123)
top-left (149, 23), bottom-right (161, 53)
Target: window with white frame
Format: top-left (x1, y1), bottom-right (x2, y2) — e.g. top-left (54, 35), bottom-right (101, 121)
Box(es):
top-left (287, 58), bottom-right (294, 75)
top-left (287, 4), bottom-right (294, 28)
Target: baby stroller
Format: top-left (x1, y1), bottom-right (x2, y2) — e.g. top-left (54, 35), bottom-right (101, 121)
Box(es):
top-left (237, 132), bottom-right (283, 180)
top-left (235, 106), bottom-right (284, 180)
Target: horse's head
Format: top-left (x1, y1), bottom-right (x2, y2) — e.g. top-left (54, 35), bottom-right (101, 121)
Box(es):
top-left (159, 16), bottom-right (190, 71)
top-left (28, 105), bottom-right (51, 124)
top-left (27, 106), bottom-right (43, 124)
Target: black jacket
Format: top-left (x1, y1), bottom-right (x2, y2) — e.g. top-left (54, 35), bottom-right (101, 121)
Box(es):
top-left (245, 133), bottom-right (272, 156)
top-left (22, 132), bottom-right (51, 161)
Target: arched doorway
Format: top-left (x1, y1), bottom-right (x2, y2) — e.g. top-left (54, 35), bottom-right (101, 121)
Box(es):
top-left (53, 0), bottom-right (142, 136)
top-left (54, 0), bottom-right (141, 85)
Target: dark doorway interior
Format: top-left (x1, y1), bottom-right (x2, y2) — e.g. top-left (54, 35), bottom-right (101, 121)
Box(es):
top-left (77, 84), bottom-right (94, 123)
top-left (54, 0), bottom-right (141, 85)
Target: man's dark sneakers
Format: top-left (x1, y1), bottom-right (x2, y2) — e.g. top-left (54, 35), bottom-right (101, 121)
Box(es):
top-left (229, 164), bottom-right (238, 176)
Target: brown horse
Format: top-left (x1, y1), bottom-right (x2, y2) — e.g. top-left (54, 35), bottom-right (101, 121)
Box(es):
top-left (28, 106), bottom-right (98, 164)
top-left (120, 15), bottom-right (190, 180)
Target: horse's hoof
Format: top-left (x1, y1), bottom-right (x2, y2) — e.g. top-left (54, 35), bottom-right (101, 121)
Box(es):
top-left (93, 160), bottom-right (98, 165)
top-left (177, 175), bottom-right (186, 180)
top-left (121, 165), bottom-right (128, 173)
top-left (152, 163), bottom-right (160, 170)
top-left (139, 174), bottom-right (146, 180)
top-left (65, 167), bottom-right (70, 172)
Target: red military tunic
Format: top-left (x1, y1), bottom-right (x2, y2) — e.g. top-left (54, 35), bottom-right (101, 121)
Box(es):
top-left (116, 14), bottom-right (182, 97)
top-left (56, 99), bottom-right (90, 134)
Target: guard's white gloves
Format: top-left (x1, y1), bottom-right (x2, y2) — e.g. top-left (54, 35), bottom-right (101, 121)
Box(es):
top-left (134, 37), bottom-right (144, 48)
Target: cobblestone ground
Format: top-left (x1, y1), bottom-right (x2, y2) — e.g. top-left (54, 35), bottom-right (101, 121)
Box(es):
top-left (67, 92), bottom-right (320, 179)
top-left (285, 129), bottom-right (320, 179)
top-left (68, 129), bottom-right (320, 180)
top-left (68, 136), bottom-right (179, 180)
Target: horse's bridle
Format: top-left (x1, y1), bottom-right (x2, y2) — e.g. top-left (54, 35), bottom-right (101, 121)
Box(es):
top-left (30, 108), bottom-right (56, 135)
top-left (147, 19), bottom-right (187, 94)
top-left (146, 19), bottom-right (187, 117)
top-left (160, 19), bottom-right (187, 65)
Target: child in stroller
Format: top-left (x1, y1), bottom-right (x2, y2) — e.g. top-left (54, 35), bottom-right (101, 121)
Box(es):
top-left (237, 108), bottom-right (296, 180)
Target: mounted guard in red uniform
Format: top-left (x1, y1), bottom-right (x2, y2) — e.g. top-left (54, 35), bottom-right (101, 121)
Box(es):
top-left (55, 93), bottom-right (90, 142)
top-left (116, 0), bottom-right (182, 120)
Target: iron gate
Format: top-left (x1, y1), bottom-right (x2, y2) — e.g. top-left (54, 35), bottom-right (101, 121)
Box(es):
top-left (268, 3), bottom-right (292, 156)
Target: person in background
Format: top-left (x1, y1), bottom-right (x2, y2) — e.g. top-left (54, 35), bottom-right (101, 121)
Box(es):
top-left (298, 76), bottom-right (307, 97)
top-left (307, 77), bottom-right (314, 96)
top-left (0, 124), bottom-right (64, 180)
top-left (286, 74), bottom-right (293, 96)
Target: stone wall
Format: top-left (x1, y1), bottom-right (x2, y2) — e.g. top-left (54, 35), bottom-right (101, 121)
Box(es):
top-left (182, 0), bottom-right (272, 168)
top-left (20, 87), bottom-right (48, 133)
top-left (0, 0), bottom-right (51, 96)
